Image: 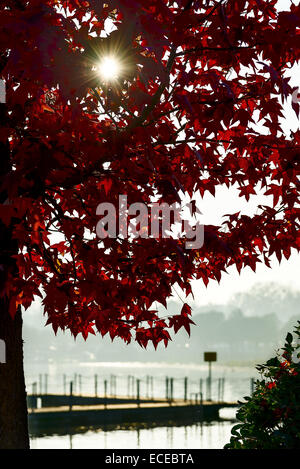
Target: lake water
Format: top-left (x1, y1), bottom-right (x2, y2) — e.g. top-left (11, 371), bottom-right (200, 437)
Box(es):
top-left (30, 419), bottom-right (235, 450)
top-left (26, 361), bottom-right (254, 449)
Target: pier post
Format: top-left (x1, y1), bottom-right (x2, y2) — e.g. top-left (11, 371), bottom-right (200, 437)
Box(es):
top-left (199, 392), bottom-right (204, 420)
top-left (30, 385), bottom-right (35, 412)
top-left (204, 352), bottom-right (217, 401)
top-left (63, 374), bottom-right (66, 395)
top-left (199, 378), bottom-right (203, 397)
top-left (206, 377), bottom-right (210, 401)
top-left (170, 378), bottom-right (174, 403)
top-left (208, 362), bottom-right (212, 401)
top-left (184, 377), bottom-right (188, 402)
top-left (69, 381), bottom-right (73, 412)
top-left (104, 379), bottom-right (108, 408)
top-left (74, 373), bottom-right (77, 394)
top-left (95, 375), bottom-right (98, 397)
top-left (31, 383), bottom-right (38, 411)
top-left (165, 377), bottom-right (169, 401)
top-left (137, 379), bottom-right (140, 407)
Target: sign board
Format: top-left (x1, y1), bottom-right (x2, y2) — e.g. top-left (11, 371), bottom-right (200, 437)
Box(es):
top-left (0, 339), bottom-right (6, 364)
top-left (204, 352), bottom-right (217, 362)
top-left (0, 80), bottom-right (6, 104)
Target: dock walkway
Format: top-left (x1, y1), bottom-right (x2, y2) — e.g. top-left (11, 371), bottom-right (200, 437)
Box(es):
top-left (28, 394), bottom-right (238, 434)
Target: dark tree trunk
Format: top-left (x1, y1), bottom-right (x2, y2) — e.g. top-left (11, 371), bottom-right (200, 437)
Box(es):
top-left (0, 303), bottom-right (29, 449)
top-left (0, 97), bottom-right (30, 448)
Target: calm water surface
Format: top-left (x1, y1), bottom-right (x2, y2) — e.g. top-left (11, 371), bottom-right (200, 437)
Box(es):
top-left (30, 420), bottom-right (235, 449)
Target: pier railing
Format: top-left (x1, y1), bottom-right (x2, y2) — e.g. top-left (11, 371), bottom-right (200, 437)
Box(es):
top-left (28, 373), bottom-right (229, 405)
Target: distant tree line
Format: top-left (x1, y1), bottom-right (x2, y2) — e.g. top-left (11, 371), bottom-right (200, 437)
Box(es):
top-left (23, 306), bottom-right (299, 365)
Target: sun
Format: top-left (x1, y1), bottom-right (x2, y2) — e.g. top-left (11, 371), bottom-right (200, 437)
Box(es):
top-left (97, 56), bottom-right (121, 82)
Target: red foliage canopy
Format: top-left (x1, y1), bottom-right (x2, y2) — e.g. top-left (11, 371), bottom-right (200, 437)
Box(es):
top-left (0, 0), bottom-right (299, 348)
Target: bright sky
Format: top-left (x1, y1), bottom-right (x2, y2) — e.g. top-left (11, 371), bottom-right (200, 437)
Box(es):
top-left (173, 0), bottom-right (300, 307)
top-left (278, 0), bottom-right (299, 10)
top-left (186, 183), bottom-right (300, 307)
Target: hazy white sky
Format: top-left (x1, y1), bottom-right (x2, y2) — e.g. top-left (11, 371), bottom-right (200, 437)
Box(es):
top-left (187, 185), bottom-right (300, 307)
top-left (175, 0), bottom-right (300, 307)
top-left (278, 0), bottom-right (300, 10)
top-left (188, 254), bottom-right (300, 307)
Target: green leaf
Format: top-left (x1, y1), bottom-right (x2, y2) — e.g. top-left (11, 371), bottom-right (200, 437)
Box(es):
top-left (266, 357), bottom-right (280, 367)
top-left (286, 332), bottom-right (293, 344)
top-left (231, 424), bottom-right (243, 437)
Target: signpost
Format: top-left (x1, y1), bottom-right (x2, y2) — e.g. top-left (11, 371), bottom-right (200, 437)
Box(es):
top-left (204, 352), bottom-right (217, 401)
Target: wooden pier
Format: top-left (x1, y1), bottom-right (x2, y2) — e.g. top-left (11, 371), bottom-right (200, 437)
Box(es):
top-left (26, 373), bottom-right (243, 435)
top-left (27, 393), bottom-right (238, 435)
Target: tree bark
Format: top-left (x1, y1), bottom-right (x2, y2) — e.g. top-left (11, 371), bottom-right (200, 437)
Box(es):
top-left (0, 96), bottom-right (30, 448)
top-left (0, 303), bottom-right (29, 449)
